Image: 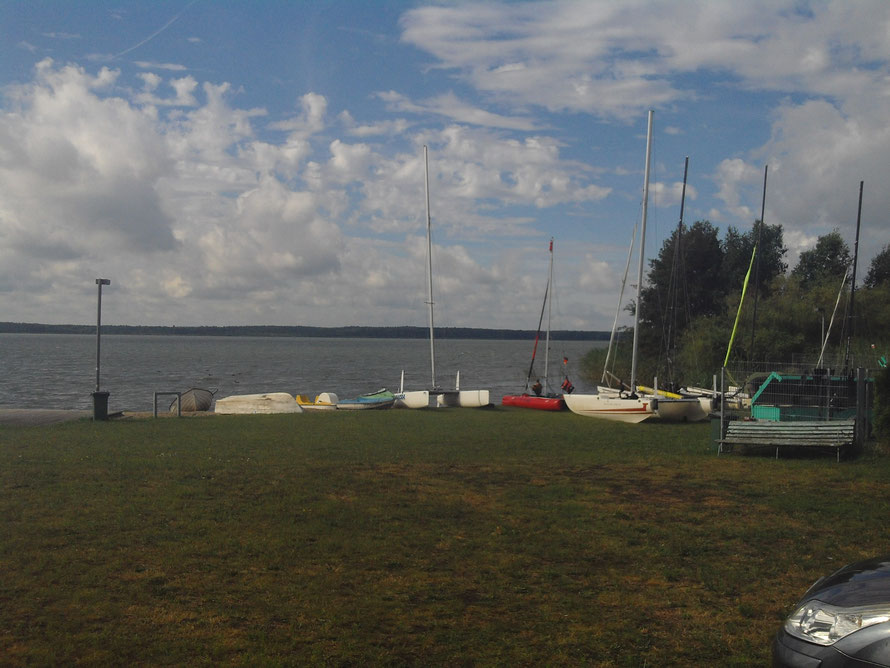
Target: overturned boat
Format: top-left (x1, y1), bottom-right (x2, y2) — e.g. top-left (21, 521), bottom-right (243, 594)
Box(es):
top-left (169, 387), bottom-right (215, 413)
top-left (214, 392), bottom-right (303, 415)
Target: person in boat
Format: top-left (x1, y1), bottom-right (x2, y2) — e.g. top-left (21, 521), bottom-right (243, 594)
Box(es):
top-left (561, 377), bottom-right (574, 394)
top-left (531, 379), bottom-right (543, 396)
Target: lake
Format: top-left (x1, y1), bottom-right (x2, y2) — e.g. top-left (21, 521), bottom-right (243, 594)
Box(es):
top-left (0, 334), bottom-right (605, 411)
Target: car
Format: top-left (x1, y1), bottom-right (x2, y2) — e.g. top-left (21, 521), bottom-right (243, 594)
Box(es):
top-left (773, 555), bottom-right (890, 667)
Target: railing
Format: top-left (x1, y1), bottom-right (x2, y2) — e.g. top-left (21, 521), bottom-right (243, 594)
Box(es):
top-left (153, 392), bottom-right (182, 418)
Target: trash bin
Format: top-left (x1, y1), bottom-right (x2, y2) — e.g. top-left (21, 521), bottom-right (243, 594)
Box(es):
top-left (92, 391), bottom-right (110, 421)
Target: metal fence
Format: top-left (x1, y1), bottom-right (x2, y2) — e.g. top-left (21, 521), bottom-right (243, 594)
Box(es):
top-left (718, 362), bottom-right (875, 445)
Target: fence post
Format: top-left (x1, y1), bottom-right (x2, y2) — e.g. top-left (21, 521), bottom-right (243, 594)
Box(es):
top-left (719, 367), bottom-right (726, 453)
top-left (856, 367), bottom-right (866, 452)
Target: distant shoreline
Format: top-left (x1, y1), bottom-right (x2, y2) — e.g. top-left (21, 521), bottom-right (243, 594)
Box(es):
top-left (0, 322), bottom-right (610, 341)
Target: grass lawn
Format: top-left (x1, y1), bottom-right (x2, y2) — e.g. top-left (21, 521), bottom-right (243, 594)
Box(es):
top-left (2, 408), bottom-right (888, 666)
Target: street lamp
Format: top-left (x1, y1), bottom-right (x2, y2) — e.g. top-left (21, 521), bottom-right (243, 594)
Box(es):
top-left (94, 278), bottom-right (111, 420)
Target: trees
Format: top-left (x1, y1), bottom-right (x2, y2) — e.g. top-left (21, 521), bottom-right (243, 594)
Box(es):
top-left (634, 219), bottom-right (787, 383)
top-left (636, 220), bottom-right (723, 383)
top-left (585, 220), bottom-right (885, 390)
top-left (791, 229), bottom-right (852, 286)
top-left (638, 220), bottom-right (724, 331)
top-left (865, 244), bottom-right (890, 288)
top-left (721, 222), bottom-right (787, 295)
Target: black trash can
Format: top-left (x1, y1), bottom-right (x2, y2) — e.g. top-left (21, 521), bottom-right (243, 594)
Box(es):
top-left (92, 391), bottom-right (110, 421)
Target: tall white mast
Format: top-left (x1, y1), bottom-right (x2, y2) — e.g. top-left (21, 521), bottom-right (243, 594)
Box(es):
top-left (630, 109), bottom-right (654, 393)
top-left (424, 145), bottom-right (437, 390)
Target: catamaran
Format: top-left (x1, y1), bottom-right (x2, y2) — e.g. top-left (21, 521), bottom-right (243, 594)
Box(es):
top-left (395, 145), bottom-right (490, 409)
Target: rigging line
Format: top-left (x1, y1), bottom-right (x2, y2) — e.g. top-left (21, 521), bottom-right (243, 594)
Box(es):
top-left (659, 157), bottom-right (688, 384)
top-left (671, 158), bottom-right (690, 384)
top-left (602, 221), bottom-right (637, 384)
top-left (525, 255), bottom-right (551, 390)
top-left (818, 266), bottom-right (851, 369)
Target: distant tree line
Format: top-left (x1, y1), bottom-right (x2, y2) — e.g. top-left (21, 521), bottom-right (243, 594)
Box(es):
top-left (0, 322), bottom-right (610, 342)
top-left (583, 219), bottom-right (890, 389)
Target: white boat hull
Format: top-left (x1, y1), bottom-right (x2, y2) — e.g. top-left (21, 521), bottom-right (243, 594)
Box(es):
top-left (563, 392), bottom-right (655, 423)
top-left (458, 389), bottom-right (490, 408)
top-left (215, 392), bottom-right (303, 415)
top-left (653, 397), bottom-right (708, 422)
top-left (435, 389), bottom-right (490, 408)
top-left (393, 390), bottom-right (430, 409)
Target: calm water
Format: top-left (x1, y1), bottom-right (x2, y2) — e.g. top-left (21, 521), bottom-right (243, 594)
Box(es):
top-left (0, 334), bottom-right (604, 411)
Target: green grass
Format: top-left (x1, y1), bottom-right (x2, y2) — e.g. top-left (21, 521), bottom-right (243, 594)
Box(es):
top-left (2, 409), bottom-right (889, 665)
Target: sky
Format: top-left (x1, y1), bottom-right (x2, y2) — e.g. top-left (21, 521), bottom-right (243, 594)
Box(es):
top-left (1, 0), bottom-right (888, 332)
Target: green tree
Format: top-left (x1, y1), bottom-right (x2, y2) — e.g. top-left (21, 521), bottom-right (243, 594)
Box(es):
top-left (864, 244), bottom-right (890, 288)
top-left (791, 229), bottom-right (852, 286)
top-left (637, 221), bottom-right (724, 380)
top-left (721, 221), bottom-right (787, 295)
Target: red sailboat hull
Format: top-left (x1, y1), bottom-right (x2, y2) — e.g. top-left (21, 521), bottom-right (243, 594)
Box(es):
top-left (501, 393), bottom-right (566, 411)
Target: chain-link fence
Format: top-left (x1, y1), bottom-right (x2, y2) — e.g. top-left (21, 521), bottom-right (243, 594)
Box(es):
top-left (715, 362), bottom-right (875, 455)
top-left (721, 362), bottom-right (874, 422)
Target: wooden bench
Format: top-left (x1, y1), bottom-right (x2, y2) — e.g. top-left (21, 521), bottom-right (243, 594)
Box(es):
top-left (717, 419), bottom-right (856, 462)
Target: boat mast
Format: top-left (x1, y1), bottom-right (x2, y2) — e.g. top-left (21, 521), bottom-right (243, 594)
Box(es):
top-left (664, 156), bottom-right (688, 385)
top-left (544, 238), bottom-right (554, 392)
top-left (748, 165), bottom-right (768, 360)
top-left (630, 109), bottom-right (654, 395)
top-left (424, 145), bottom-right (437, 390)
top-left (843, 180), bottom-right (864, 372)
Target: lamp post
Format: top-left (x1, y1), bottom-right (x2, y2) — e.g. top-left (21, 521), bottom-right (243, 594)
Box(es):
top-left (94, 278), bottom-right (111, 420)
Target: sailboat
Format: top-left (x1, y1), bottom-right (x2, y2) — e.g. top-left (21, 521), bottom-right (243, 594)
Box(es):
top-left (502, 238), bottom-right (569, 411)
top-left (394, 145), bottom-right (490, 409)
top-left (564, 110), bottom-right (658, 423)
top-left (639, 157), bottom-right (709, 422)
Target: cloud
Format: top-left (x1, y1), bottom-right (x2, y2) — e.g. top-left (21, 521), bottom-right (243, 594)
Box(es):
top-left (134, 61), bottom-right (188, 72)
top-left (400, 1), bottom-right (890, 121)
top-left (0, 59), bottom-right (611, 327)
top-left (377, 90), bottom-right (540, 130)
top-left (135, 73), bottom-right (198, 106)
top-left (397, 0), bottom-right (890, 267)
top-left (338, 111), bottom-right (410, 137)
top-left (713, 92), bottom-right (890, 261)
top-left (5, 0), bottom-right (888, 330)
top-left (0, 61), bottom-right (177, 259)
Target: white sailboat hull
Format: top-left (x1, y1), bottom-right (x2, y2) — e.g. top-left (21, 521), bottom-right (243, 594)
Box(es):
top-left (563, 392), bottom-right (655, 423)
top-left (434, 389), bottom-right (490, 408)
top-left (393, 390), bottom-right (430, 409)
top-left (458, 389), bottom-right (490, 408)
